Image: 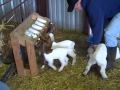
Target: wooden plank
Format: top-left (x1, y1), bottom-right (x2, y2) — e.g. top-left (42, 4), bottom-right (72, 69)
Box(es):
top-left (11, 38), bottom-right (25, 76)
top-left (36, 0), bottom-right (48, 17)
top-left (26, 40), bottom-right (39, 75)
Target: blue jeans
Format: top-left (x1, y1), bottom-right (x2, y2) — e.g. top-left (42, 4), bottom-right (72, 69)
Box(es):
top-left (0, 81), bottom-right (10, 90)
top-left (105, 13), bottom-right (120, 47)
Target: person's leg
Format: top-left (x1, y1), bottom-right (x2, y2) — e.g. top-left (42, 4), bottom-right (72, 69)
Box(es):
top-left (104, 13), bottom-right (120, 70)
top-left (106, 46), bottom-right (117, 70)
top-left (101, 18), bottom-right (113, 43)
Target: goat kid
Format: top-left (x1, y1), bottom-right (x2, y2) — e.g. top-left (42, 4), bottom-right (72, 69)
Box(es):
top-left (42, 48), bottom-right (76, 72)
top-left (83, 44), bottom-right (108, 79)
top-left (38, 33), bottom-right (76, 72)
top-left (83, 43), bottom-right (120, 79)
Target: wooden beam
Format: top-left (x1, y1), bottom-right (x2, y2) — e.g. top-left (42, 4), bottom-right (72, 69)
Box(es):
top-left (26, 41), bottom-right (39, 75)
top-left (36, 0), bottom-right (48, 17)
top-left (11, 38), bottom-right (25, 76)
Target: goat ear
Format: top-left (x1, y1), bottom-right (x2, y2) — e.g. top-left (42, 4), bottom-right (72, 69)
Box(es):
top-left (47, 22), bottom-right (55, 33)
top-left (51, 23), bottom-right (56, 33)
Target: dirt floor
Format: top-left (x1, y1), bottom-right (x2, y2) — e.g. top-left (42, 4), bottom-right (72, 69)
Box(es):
top-left (1, 30), bottom-right (120, 90)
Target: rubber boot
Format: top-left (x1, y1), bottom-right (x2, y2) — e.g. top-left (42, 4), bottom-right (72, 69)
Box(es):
top-left (106, 47), bottom-right (117, 70)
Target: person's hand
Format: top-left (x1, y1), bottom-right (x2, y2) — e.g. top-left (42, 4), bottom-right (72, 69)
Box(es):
top-left (87, 44), bottom-right (98, 59)
top-left (74, 0), bottom-right (82, 11)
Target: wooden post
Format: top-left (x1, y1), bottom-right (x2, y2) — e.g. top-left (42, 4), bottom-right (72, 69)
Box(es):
top-left (36, 0), bottom-right (48, 17)
top-left (11, 38), bottom-right (25, 76)
top-left (26, 41), bottom-right (39, 75)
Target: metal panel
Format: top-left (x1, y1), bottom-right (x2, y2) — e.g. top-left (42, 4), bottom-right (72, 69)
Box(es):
top-left (1, 0), bottom-right (5, 16)
top-left (48, 0), bottom-right (85, 31)
top-left (0, 7), bottom-right (2, 15)
top-left (0, 0), bottom-right (36, 23)
top-left (4, 1), bottom-right (11, 14)
top-left (12, 0), bottom-right (20, 7)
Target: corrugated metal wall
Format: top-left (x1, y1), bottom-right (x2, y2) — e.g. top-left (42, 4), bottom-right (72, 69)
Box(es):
top-left (0, 0), bottom-right (36, 23)
top-left (48, 0), bottom-right (85, 31)
top-left (0, 0), bottom-right (86, 31)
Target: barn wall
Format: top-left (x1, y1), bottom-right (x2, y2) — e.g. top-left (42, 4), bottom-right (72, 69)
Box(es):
top-left (0, 0), bottom-right (87, 32)
top-left (48, 0), bottom-right (86, 31)
top-left (0, 0), bottom-right (36, 23)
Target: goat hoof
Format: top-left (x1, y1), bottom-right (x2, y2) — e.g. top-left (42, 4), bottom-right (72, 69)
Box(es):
top-left (102, 78), bottom-right (108, 80)
top-left (53, 68), bottom-right (57, 71)
top-left (72, 62), bottom-right (76, 65)
top-left (0, 64), bottom-right (3, 68)
top-left (51, 66), bottom-right (57, 71)
top-left (72, 61), bottom-right (76, 65)
top-left (58, 70), bottom-right (62, 72)
top-left (102, 77), bottom-right (108, 80)
top-left (82, 72), bottom-right (87, 76)
top-left (72, 63), bottom-right (75, 65)
top-left (58, 69), bottom-right (63, 72)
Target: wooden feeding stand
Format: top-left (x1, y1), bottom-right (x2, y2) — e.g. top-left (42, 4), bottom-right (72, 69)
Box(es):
top-left (10, 12), bottom-right (50, 76)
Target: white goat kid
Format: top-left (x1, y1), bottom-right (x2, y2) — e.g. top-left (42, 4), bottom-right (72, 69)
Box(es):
top-left (43, 48), bottom-right (76, 72)
top-left (83, 44), bottom-right (108, 79)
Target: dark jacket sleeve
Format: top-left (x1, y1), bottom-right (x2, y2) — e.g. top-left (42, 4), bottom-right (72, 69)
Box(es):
top-left (88, 7), bottom-right (104, 45)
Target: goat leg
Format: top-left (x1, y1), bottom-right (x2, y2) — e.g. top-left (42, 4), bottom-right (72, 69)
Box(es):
top-left (99, 65), bottom-right (108, 79)
top-left (48, 63), bottom-right (57, 71)
top-left (83, 59), bottom-right (96, 75)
